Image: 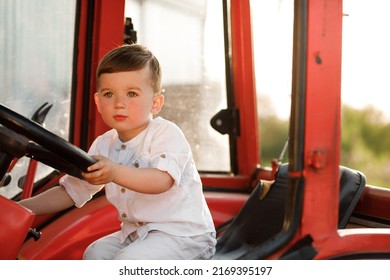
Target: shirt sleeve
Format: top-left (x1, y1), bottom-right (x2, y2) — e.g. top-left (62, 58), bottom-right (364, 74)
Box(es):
top-left (60, 175), bottom-right (104, 207)
top-left (59, 136), bottom-right (105, 207)
top-left (148, 121), bottom-right (192, 188)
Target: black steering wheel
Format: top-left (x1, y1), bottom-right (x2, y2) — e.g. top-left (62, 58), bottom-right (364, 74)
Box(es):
top-left (0, 103), bottom-right (96, 173)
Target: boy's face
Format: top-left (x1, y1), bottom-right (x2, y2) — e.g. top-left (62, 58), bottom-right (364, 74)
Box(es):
top-left (94, 67), bottom-right (163, 142)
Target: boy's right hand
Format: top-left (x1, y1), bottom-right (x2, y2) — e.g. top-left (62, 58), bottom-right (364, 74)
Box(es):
top-left (82, 155), bottom-right (119, 185)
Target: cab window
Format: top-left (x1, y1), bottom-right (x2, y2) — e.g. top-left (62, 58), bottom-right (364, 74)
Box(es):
top-left (250, 0), bottom-right (293, 166)
top-left (125, 0), bottom-right (230, 172)
top-left (0, 0), bottom-right (77, 198)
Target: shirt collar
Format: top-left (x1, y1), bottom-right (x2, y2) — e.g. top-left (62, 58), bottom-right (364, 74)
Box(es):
top-left (113, 124), bottom-right (149, 151)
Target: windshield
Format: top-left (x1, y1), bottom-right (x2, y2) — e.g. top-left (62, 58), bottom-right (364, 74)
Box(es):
top-left (0, 0), bottom-right (77, 198)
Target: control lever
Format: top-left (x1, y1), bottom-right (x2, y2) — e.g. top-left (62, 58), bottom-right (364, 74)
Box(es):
top-left (28, 228), bottom-right (42, 241)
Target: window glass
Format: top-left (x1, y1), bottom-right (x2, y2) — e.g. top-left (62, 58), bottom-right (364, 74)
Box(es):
top-left (125, 0), bottom-right (230, 172)
top-left (341, 0), bottom-right (390, 188)
top-left (250, 0), bottom-right (293, 166)
top-left (251, 0), bottom-right (390, 189)
top-left (0, 0), bottom-right (76, 198)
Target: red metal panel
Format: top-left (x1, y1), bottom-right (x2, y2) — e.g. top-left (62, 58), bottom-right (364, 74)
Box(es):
top-left (0, 196), bottom-right (35, 260)
top-left (72, 0), bottom-right (89, 148)
top-left (204, 191), bottom-right (249, 228)
top-left (301, 0), bottom-right (342, 238)
top-left (296, 1), bottom-right (390, 259)
top-left (201, 174), bottom-right (250, 190)
top-left (315, 229), bottom-right (390, 259)
top-left (73, 0), bottom-right (125, 147)
top-left (19, 196), bottom-right (119, 260)
top-left (17, 192), bottom-right (248, 259)
top-left (230, 0), bottom-right (260, 177)
top-left (268, 0), bottom-right (345, 260)
top-left (355, 186), bottom-right (390, 220)
top-left (87, 0), bottom-right (126, 145)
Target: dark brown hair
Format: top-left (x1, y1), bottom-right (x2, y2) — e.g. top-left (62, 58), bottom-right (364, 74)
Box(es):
top-left (96, 44), bottom-right (162, 93)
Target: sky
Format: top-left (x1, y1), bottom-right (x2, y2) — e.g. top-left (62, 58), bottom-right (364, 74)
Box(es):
top-left (252, 0), bottom-right (390, 122)
top-left (341, 0), bottom-right (390, 121)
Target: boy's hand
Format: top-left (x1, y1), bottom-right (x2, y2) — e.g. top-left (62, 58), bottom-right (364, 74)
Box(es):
top-left (82, 155), bottom-right (118, 185)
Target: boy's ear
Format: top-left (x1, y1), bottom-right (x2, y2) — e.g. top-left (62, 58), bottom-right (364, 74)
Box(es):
top-left (151, 93), bottom-right (164, 115)
top-left (94, 93), bottom-right (101, 113)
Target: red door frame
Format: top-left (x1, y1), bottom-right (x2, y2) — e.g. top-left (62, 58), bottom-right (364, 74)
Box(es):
top-left (303, 0), bottom-right (389, 259)
top-left (195, 0), bottom-right (262, 189)
top-left (73, 0), bottom-right (261, 190)
top-left (73, 0), bottom-right (125, 149)
top-left (268, 0), bottom-right (390, 259)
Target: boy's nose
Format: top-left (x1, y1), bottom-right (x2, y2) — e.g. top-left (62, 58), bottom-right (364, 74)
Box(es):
top-left (114, 96), bottom-right (126, 108)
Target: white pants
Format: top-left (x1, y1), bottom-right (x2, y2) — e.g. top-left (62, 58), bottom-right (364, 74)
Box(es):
top-left (83, 230), bottom-right (216, 260)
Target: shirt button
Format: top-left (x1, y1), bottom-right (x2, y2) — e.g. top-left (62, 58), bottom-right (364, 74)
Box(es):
top-left (121, 213), bottom-right (127, 219)
top-left (121, 144), bottom-right (126, 150)
top-left (160, 153), bottom-right (166, 158)
top-left (120, 188), bottom-right (126, 193)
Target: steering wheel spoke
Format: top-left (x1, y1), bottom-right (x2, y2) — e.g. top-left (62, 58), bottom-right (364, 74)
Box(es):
top-left (0, 103), bottom-right (96, 173)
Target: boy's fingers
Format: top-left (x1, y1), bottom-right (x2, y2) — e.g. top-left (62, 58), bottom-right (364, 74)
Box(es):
top-left (87, 163), bottom-right (99, 172)
top-left (91, 155), bottom-right (104, 161)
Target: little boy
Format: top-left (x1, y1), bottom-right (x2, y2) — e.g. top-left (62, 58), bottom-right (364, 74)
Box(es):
top-left (19, 44), bottom-right (216, 259)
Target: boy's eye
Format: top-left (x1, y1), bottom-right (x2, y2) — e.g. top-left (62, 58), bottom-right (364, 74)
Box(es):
top-left (103, 92), bottom-right (113, 97)
top-left (127, 91), bottom-right (137, 97)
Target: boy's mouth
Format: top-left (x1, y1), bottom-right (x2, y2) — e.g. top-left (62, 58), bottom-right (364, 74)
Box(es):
top-left (113, 115), bottom-right (127, 121)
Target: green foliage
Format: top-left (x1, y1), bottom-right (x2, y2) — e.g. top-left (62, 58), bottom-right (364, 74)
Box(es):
top-left (259, 116), bottom-right (289, 166)
top-left (341, 105), bottom-right (390, 188)
top-left (258, 105), bottom-right (390, 188)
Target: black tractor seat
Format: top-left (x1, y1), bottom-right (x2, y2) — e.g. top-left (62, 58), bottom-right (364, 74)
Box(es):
top-left (213, 163), bottom-right (366, 259)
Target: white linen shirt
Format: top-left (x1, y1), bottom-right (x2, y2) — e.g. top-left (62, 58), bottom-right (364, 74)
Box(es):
top-left (60, 117), bottom-right (215, 243)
